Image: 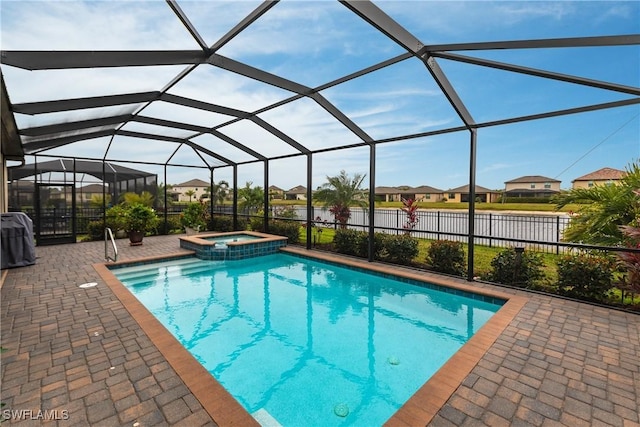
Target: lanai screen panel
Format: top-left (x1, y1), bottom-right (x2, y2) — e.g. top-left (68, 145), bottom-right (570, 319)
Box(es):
top-left (0, 0), bottom-right (637, 192)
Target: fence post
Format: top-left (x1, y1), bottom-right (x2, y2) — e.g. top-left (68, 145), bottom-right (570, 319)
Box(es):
top-left (437, 210), bottom-right (441, 240)
top-left (396, 209), bottom-right (399, 235)
top-left (556, 216), bottom-right (560, 255)
top-left (489, 213), bottom-right (492, 248)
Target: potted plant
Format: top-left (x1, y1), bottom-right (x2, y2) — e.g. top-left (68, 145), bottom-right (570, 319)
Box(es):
top-left (181, 202), bottom-right (207, 235)
top-left (124, 203), bottom-right (159, 245)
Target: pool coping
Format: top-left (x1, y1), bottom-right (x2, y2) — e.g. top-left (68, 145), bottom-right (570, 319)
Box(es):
top-left (179, 230), bottom-right (288, 247)
top-left (94, 247), bottom-right (527, 427)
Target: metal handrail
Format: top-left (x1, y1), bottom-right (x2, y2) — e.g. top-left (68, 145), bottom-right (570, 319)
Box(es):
top-left (105, 228), bottom-right (118, 262)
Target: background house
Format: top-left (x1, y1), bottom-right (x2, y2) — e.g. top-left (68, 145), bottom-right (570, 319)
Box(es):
top-left (173, 179), bottom-right (210, 202)
top-left (374, 186), bottom-right (402, 202)
top-left (375, 185), bottom-right (444, 202)
top-left (504, 175), bottom-right (561, 198)
top-left (285, 185), bottom-right (307, 200)
top-left (572, 167), bottom-right (626, 189)
top-left (77, 183), bottom-right (107, 206)
top-left (445, 185), bottom-right (500, 203)
top-left (412, 185), bottom-right (444, 202)
top-left (268, 185), bottom-right (285, 200)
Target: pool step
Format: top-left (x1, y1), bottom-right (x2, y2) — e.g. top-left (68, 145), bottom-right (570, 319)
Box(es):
top-left (252, 409), bottom-right (282, 427)
top-left (112, 257), bottom-right (199, 274)
top-left (112, 258), bottom-right (223, 284)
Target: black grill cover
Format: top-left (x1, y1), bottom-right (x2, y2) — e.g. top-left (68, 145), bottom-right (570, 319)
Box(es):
top-left (1, 212), bottom-right (36, 269)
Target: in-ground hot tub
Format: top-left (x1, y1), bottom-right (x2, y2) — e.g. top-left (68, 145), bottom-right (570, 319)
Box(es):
top-left (179, 231), bottom-right (288, 260)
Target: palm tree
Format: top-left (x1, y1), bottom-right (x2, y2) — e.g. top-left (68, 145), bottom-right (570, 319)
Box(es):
top-left (207, 180), bottom-right (229, 207)
top-left (238, 182), bottom-right (264, 213)
top-left (156, 183), bottom-right (172, 207)
top-left (554, 161), bottom-right (640, 245)
top-left (314, 170), bottom-right (368, 228)
top-left (121, 191), bottom-right (154, 207)
top-left (184, 189), bottom-right (196, 202)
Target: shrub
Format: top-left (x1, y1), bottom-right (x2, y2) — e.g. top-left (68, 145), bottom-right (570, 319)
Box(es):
top-left (209, 215), bottom-right (246, 232)
top-left (158, 215), bottom-right (182, 234)
top-left (86, 220), bottom-right (105, 241)
top-left (487, 247), bottom-right (544, 288)
top-left (125, 203), bottom-right (159, 234)
top-left (426, 240), bottom-right (466, 276)
top-left (333, 229), bottom-right (385, 259)
top-left (248, 216), bottom-right (264, 232)
top-left (268, 220), bottom-right (301, 244)
top-left (105, 205), bottom-right (127, 231)
top-left (334, 229), bottom-right (360, 255)
top-left (75, 215), bottom-right (93, 235)
top-left (380, 234), bottom-right (419, 265)
top-left (556, 253), bottom-right (616, 301)
top-left (180, 202), bottom-right (207, 231)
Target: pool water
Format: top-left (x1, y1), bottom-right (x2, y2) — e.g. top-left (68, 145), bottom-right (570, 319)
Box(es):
top-left (205, 234), bottom-right (261, 246)
top-left (113, 254), bottom-right (502, 426)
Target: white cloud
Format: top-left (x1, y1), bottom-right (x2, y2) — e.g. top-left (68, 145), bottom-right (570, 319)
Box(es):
top-left (2, 0), bottom-right (637, 192)
top-left (1, 1), bottom-right (193, 50)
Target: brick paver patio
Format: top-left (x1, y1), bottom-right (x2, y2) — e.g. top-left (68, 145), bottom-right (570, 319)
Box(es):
top-left (1, 235), bottom-right (638, 426)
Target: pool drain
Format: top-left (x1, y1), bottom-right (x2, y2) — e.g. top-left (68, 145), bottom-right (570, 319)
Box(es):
top-left (334, 403), bottom-right (349, 417)
top-left (388, 356), bottom-right (400, 365)
top-left (79, 282), bottom-right (98, 288)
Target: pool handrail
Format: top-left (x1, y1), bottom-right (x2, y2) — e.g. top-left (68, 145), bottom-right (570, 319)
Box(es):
top-left (105, 227), bottom-right (118, 262)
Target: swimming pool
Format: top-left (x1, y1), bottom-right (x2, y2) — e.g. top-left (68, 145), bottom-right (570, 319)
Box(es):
top-left (111, 252), bottom-right (504, 426)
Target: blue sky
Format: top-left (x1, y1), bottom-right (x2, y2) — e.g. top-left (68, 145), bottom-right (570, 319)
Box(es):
top-left (1, 0), bottom-right (638, 191)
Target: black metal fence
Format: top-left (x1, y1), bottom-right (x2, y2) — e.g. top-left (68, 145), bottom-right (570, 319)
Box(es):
top-left (9, 205), bottom-right (578, 255)
top-left (260, 206), bottom-right (571, 254)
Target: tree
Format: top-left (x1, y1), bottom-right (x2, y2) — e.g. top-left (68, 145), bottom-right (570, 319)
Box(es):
top-left (156, 183), bottom-right (173, 207)
top-left (184, 189), bottom-right (196, 202)
top-left (313, 170), bottom-right (368, 228)
top-left (90, 194), bottom-right (111, 208)
top-left (617, 190), bottom-right (640, 294)
top-left (238, 182), bottom-right (264, 212)
top-left (554, 161), bottom-right (640, 245)
top-left (207, 180), bottom-right (229, 207)
top-left (121, 191), bottom-right (154, 207)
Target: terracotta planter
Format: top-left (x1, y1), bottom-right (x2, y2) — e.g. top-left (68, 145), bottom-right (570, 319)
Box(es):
top-left (185, 226), bottom-right (200, 236)
top-left (128, 231), bottom-right (144, 246)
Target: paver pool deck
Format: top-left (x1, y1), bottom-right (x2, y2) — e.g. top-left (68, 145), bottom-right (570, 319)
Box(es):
top-left (1, 235), bottom-right (638, 426)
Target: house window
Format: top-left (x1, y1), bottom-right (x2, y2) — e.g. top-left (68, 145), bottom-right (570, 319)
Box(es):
top-left (588, 181), bottom-right (594, 187)
top-left (544, 183), bottom-right (551, 189)
top-left (425, 194), bottom-right (431, 200)
top-left (530, 184), bottom-right (536, 189)
top-left (449, 193), bottom-right (455, 199)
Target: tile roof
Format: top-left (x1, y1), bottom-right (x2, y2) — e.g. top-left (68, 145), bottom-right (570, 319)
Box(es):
top-left (79, 183), bottom-right (107, 192)
top-left (446, 184), bottom-right (497, 193)
top-left (174, 178), bottom-right (210, 187)
top-left (572, 167), bottom-right (626, 182)
top-left (504, 175), bottom-right (560, 184)
top-left (287, 185), bottom-right (307, 193)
